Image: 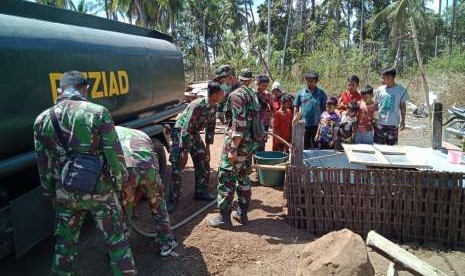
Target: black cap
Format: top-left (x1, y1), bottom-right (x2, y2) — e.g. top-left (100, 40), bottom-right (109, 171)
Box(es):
top-left (238, 68), bottom-right (253, 81)
top-left (256, 74), bottom-right (270, 84)
top-left (213, 64), bottom-right (235, 80)
top-left (304, 70), bottom-right (319, 80)
top-left (60, 70), bottom-right (88, 89)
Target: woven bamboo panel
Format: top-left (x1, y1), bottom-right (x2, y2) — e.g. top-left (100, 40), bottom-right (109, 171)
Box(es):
top-left (285, 166), bottom-right (465, 247)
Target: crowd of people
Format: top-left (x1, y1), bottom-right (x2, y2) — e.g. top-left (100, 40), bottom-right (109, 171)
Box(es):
top-left (33, 65), bottom-right (408, 275)
top-left (202, 66), bottom-right (408, 155)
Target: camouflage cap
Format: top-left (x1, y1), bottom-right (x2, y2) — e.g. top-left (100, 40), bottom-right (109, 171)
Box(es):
top-left (213, 64), bottom-right (235, 80)
top-left (59, 70), bottom-right (88, 89)
top-left (238, 68), bottom-right (253, 81)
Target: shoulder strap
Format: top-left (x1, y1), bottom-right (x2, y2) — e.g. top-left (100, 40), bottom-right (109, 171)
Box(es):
top-left (49, 106), bottom-right (69, 154)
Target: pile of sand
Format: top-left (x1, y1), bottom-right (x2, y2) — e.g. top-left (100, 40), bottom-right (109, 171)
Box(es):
top-left (296, 229), bottom-right (374, 276)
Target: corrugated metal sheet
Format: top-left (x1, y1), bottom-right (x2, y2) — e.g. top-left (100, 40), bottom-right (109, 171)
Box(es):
top-left (303, 147), bottom-right (465, 173)
top-left (303, 150), bottom-right (365, 169)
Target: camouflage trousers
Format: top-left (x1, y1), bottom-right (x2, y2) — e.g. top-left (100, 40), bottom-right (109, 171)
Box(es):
top-left (169, 128), bottom-right (210, 199)
top-left (123, 167), bottom-right (174, 245)
top-left (217, 136), bottom-right (252, 211)
top-left (52, 193), bottom-right (136, 276)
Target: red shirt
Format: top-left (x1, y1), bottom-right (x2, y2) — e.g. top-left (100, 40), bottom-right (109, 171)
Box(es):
top-left (357, 101), bottom-right (376, 132)
top-left (273, 109), bottom-right (293, 149)
top-left (337, 90), bottom-right (362, 112)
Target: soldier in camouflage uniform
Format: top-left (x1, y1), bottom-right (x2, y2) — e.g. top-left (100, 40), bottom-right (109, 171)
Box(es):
top-left (167, 81), bottom-right (225, 210)
top-left (208, 69), bottom-right (262, 228)
top-left (33, 71), bottom-right (137, 276)
top-left (115, 126), bottom-right (178, 257)
top-left (213, 65), bottom-right (241, 124)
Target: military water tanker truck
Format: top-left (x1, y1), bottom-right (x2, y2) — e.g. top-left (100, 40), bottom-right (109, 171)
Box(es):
top-left (0, 0), bottom-right (185, 258)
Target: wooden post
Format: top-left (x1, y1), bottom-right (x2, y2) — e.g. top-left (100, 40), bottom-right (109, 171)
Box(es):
top-left (366, 231), bottom-right (449, 276)
top-left (291, 121), bottom-right (305, 166)
top-left (432, 102), bottom-right (443, 150)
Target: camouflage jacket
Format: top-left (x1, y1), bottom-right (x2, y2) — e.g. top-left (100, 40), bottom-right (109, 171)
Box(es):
top-left (224, 85), bottom-right (258, 141)
top-left (174, 97), bottom-right (216, 150)
top-left (33, 94), bottom-right (127, 200)
top-left (116, 126), bottom-right (159, 170)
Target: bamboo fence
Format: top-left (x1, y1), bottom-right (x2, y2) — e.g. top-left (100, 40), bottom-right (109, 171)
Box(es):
top-left (286, 166), bottom-right (465, 247)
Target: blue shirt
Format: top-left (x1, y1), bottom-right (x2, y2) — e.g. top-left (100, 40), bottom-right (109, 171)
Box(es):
top-left (294, 87), bottom-right (327, 126)
top-left (375, 84), bottom-right (409, 126)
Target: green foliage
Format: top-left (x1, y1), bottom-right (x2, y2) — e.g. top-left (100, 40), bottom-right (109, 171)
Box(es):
top-left (273, 41), bottom-right (378, 95)
top-left (427, 49), bottom-right (465, 73)
top-left (34, 0), bottom-right (465, 99)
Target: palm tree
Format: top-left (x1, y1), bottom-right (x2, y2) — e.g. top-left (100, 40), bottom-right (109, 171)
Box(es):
top-left (371, 0), bottom-right (435, 114)
top-left (370, 0), bottom-right (434, 69)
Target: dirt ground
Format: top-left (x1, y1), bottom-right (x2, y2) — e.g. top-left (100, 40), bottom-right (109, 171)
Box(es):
top-left (2, 116), bottom-right (465, 276)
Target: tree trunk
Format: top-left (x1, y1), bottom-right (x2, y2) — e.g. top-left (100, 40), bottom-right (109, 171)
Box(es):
top-left (445, 0), bottom-right (449, 21)
top-left (104, 0), bottom-right (110, 18)
top-left (347, 0), bottom-right (351, 47)
top-left (334, 7), bottom-right (340, 43)
top-left (310, 0), bottom-right (315, 21)
top-left (360, 1), bottom-right (364, 49)
top-left (134, 0), bottom-right (147, 27)
top-left (393, 31), bottom-right (403, 69)
top-left (438, 0), bottom-right (442, 16)
top-left (171, 17), bottom-right (177, 41)
top-left (202, 10), bottom-right (211, 79)
top-left (300, 0), bottom-right (306, 53)
top-left (449, 0), bottom-right (457, 55)
top-left (267, 0), bottom-right (272, 73)
top-left (245, 1), bottom-right (251, 45)
top-left (281, 0), bottom-right (293, 75)
top-left (410, 17), bottom-right (431, 116)
top-left (249, 2), bottom-right (256, 25)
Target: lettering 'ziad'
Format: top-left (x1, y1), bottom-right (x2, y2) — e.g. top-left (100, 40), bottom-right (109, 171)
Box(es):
top-left (49, 70), bottom-right (130, 102)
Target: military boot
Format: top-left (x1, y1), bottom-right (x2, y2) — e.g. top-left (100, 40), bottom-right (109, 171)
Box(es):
top-left (207, 209), bottom-right (232, 228)
top-left (232, 203), bottom-right (249, 225)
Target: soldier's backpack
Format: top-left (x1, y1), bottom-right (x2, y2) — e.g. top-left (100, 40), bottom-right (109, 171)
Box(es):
top-left (244, 86), bottom-right (265, 142)
top-left (49, 107), bottom-right (103, 194)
